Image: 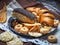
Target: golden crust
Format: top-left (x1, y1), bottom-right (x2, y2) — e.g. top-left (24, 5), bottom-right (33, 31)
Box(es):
top-left (0, 2), bottom-right (6, 23)
top-left (40, 17), bottom-right (54, 26)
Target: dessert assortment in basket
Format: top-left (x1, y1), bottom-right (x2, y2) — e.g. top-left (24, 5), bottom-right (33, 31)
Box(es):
top-left (11, 5), bottom-right (60, 37)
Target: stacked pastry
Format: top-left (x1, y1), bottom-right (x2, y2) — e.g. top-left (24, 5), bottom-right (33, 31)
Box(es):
top-left (12, 7), bottom-right (59, 37)
top-left (0, 31), bottom-right (23, 45)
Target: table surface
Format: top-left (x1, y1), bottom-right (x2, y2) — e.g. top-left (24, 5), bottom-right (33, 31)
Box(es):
top-left (0, 0), bottom-right (60, 45)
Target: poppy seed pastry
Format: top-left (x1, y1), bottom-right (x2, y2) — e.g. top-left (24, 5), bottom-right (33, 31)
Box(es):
top-left (0, 32), bottom-right (14, 42)
top-left (12, 8), bottom-right (37, 24)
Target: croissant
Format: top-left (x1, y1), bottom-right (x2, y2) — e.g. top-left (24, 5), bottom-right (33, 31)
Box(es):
top-left (39, 13), bottom-right (55, 26)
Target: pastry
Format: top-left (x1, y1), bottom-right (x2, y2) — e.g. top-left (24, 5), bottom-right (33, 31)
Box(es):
top-left (26, 7), bottom-right (35, 12)
top-left (12, 8), bottom-right (36, 24)
top-left (39, 9), bottom-right (49, 14)
top-left (40, 26), bottom-right (52, 34)
top-left (40, 13), bottom-right (55, 26)
top-left (32, 12), bottom-right (37, 16)
top-left (36, 16), bottom-right (39, 22)
top-left (0, 2), bottom-right (6, 23)
top-left (14, 24), bottom-right (23, 32)
top-left (20, 26), bottom-right (29, 34)
top-left (7, 37), bottom-right (23, 45)
top-left (54, 19), bottom-right (60, 26)
top-left (40, 17), bottom-right (54, 26)
top-left (0, 32), bottom-right (14, 42)
top-left (35, 8), bottom-right (40, 16)
top-left (28, 32), bottom-right (42, 37)
top-left (41, 13), bottom-right (55, 19)
top-left (47, 35), bottom-right (57, 43)
top-left (23, 23), bottom-right (41, 30)
top-left (29, 25), bottom-right (40, 32)
top-left (23, 23), bottom-right (41, 26)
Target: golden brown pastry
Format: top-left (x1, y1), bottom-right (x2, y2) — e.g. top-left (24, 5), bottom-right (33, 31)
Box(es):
top-left (29, 25), bottom-right (40, 32)
top-left (35, 8), bottom-right (40, 16)
top-left (32, 12), bottom-right (37, 16)
top-left (23, 23), bottom-right (41, 32)
top-left (23, 23), bottom-right (41, 26)
top-left (39, 13), bottom-right (55, 26)
top-left (54, 19), bottom-right (60, 26)
top-left (19, 26), bottom-right (29, 34)
top-left (24, 25), bottom-right (32, 30)
top-left (40, 17), bottom-right (54, 26)
top-left (41, 13), bottom-right (55, 19)
top-left (39, 9), bottom-right (49, 16)
top-left (0, 2), bottom-right (6, 23)
top-left (14, 24), bottom-right (23, 32)
top-left (47, 35), bottom-right (57, 43)
top-left (40, 26), bottom-right (52, 34)
top-left (26, 7), bottom-right (35, 12)
top-left (36, 16), bottom-right (39, 22)
top-left (39, 9), bottom-right (48, 13)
